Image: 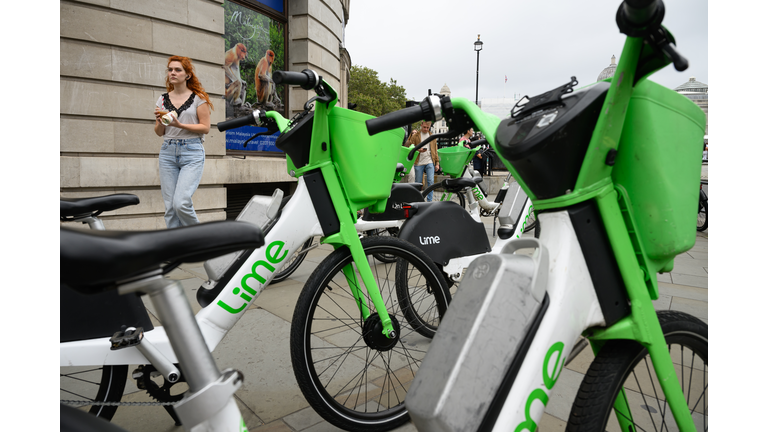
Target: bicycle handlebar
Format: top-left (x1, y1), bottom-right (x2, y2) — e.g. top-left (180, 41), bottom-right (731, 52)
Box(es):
top-left (217, 111), bottom-right (257, 131)
top-left (273, 69), bottom-right (319, 90)
top-left (366, 95), bottom-right (443, 136)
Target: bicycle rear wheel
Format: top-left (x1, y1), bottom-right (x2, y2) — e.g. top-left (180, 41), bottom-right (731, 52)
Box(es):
top-left (365, 227), bottom-right (400, 263)
top-left (60, 365), bottom-right (128, 421)
top-left (696, 199), bottom-right (707, 232)
top-left (290, 236), bottom-right (451, 431)
top-left (566, 310), bottom-right (707, 431)
top-left (423, 183), bottom-right (465, 208)
top-left (273, 237), bottom-right (314, 283)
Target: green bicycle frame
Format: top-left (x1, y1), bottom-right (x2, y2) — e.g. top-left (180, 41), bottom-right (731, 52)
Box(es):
top-left (446, 30), bottom-right (701, 431)
top-left (267, 82), bottom-right (404, 338)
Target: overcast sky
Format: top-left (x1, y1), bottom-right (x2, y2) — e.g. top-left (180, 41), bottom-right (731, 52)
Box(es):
top-left (345, 0), bottom-right (707, 106)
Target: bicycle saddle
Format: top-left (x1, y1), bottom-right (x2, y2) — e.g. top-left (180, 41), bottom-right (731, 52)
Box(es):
top-left (61, 193), bottom-right (140, 218)
top-left (443, 177), bottom-right (480, 192)
top-left (61, 221), bottom-right (265, 294)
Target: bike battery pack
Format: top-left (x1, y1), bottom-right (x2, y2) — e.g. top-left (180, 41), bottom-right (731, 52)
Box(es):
top-left (361, 183), bottom-right (423, 222)
top-left (203, 189), bottom-right (283, 285)
top-left (406, 238), bottom-right (549, 432)
top-left (496, 182), bottom-right (530, 229)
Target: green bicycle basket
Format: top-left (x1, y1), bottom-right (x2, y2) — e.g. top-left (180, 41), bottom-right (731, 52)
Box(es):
top-left (438, 145), bottom-right (476, 178)
top-left (329, 108), bottom-right (404, 213)
top-left (612, 78), bottom-right (706, 273)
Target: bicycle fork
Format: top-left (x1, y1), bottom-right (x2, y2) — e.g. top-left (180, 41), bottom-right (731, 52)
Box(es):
top-left (589, 189), bottom-right (697, 432)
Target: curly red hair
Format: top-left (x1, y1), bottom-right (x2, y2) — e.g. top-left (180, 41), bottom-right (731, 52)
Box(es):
top-left (165, 56), bottom-right (214, 111)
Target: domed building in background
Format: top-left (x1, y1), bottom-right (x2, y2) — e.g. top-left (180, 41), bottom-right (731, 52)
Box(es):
top-left (432, 83), bottom-right (451, 134)
top-left (674, 77), bottom-right (708, 136)
top-left (597, 55), bottom-right (617, 81)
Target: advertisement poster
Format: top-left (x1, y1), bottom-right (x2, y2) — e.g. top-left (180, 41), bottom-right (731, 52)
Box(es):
top-left (223, 1), bottom-right (285, 152)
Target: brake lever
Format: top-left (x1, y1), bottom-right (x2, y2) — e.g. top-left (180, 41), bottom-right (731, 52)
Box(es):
top-left (243, 121), bottom-right (279, 148)
top-left (648, 26), bottom-right (688, 71)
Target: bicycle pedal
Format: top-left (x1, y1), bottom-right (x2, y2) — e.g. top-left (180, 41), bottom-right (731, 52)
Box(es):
top-left (109, 326), bottom-right (143, 350)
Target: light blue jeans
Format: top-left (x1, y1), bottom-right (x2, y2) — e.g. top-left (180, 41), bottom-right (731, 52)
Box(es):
top-left (414, 163), bottom-right (435, 201)
top-left (159, 138), bottom-right (205, 228)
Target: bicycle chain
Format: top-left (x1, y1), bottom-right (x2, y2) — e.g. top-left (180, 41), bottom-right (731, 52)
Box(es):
top-left (60, 399), bottom-right (175, 407)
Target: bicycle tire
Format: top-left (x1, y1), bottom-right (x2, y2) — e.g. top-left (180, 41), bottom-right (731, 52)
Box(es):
top-left (696, 199), bottom-right (707, 232)
top-left (423, 183), bottom-right (465, 208)
top-left (566, 310), bottom-right (708, 432)
top-left (290, 236), bottom-right (451, 431)
top-left (272, 237), bottom-right (314, 283)
top-left (60, 365), bottom-right (128, 421)
top-left (366, 228), bottom-right (400, 263)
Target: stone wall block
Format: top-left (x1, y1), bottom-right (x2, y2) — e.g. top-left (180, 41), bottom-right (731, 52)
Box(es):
top-left (152, 21), bottom-right (224, 65)
top-left (78, 157), bottom-right (160, 188)
top-left (60, 157), bottom-right (81, 189)
top-left (60, 40), bottom-right (112, 80)
top-left (60, 187), bottom-right (225, 217)
top-left (110, 0), bottom-right (189, 23)
top-left (290, 15), bottom-right (309, 39)
top-left (61, 118), bottom-right (115, 153)
top-left (319, 2), bottom-right (343, 38)
top-left (101, 209), bottom-right (225, 230)
top-left (322, 0), bottom-right (344, 24)
top-left (61, 3), bottom-right (152, 50)
top-left (61, 79), bottom-right (155, 120)
top-left (188, 0), bottom-right (225, 34)
top-left (114, 121), bottom-right (167, 154)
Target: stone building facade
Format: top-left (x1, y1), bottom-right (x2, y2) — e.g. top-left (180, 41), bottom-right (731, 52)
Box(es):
top-left (60, 0), bottom-right (351, 229)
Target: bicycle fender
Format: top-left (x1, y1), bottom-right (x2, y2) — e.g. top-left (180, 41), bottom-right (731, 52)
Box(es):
top-left (397, 201), bottom-right (490, 265)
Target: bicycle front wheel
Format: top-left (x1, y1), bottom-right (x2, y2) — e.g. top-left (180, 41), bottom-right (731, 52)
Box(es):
top-left (423, 183), bottom-right (465, 208)
top-left (60, 365), bottom-right (128, 421)
top-left (290, 236), bottom-right (451, 431)
top-left (567, 310), bottom-right (708, 431)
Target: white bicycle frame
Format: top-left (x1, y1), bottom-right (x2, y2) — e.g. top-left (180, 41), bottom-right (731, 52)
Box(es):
top-left (406, 211), bottom-right (607, 431)
top-left (438, 167), bottom-right (536, 278)
top-left (492, 212), bottom-right (605, 429)
top-left (61, 176), bottom-right (322, 368)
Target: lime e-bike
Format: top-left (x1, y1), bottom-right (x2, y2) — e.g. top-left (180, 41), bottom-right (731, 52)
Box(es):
top-left (366, 1), bottom-right (707, 430)
top-left (60, 71), bottom-right (451, 432)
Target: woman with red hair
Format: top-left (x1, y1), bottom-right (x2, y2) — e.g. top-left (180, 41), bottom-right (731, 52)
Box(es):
top-left (154, 56), bottom-right (213, 228)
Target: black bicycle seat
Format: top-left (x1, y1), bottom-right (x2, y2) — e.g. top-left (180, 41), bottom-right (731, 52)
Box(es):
top-left (61, 221), bottom-right (265, 295)
top-left (61, 194), bottom-right (140, 219)
top-left (444, 178), bottom-right (478, 191)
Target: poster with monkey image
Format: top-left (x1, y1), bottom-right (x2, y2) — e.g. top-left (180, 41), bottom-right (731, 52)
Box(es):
top-left (223, 1), bottom-right (285, 152)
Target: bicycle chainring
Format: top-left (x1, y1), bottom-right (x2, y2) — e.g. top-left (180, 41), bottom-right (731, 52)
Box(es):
top-left (134, 364), bottom-right (188, 403)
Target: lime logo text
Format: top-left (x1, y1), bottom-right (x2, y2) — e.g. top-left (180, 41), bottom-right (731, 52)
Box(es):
top-left (217, 240), bottom-right (289, 314)
top-left (515, 341), bottom-right (565, 432)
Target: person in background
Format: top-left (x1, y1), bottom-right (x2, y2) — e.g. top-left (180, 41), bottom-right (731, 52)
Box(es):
top-left (461, 128), bottom-right (485, 176)
top-left (154, 55), bottom-right (213, 228)
top-left (407, 121), bottom-right (440, 201)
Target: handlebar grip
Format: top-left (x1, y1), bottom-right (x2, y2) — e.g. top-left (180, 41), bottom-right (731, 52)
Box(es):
top-left (621, 0), bottom-right (660, 26)
top-left (273, 69), bottom-right (319, 90)
top-left (366, 105), bottom-right (425, 136)
top-left (217, 113), bottom-right (256, 132)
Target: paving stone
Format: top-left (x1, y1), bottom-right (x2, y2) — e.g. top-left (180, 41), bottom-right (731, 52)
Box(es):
top-left (653, 293), bottom-right (673, 311)
top-left (670, 273), bottom-right (708, 289)
top-left (302, 420), bottom-right (346, 432)
top-left (251, 420), bottom-right (294, 432)
top-left (669, 261), bottom-right (708, 277)
top-left (282, 406), bottom-right (324, 430)
top-left (657, 272), bottom-right (672, 283)
top-left (669, 297), bottom-right (708, 322)
top-left (211, 308), bottom-right (310, 423)
top-left (657, 282), bottom-right (709, 302)
top-left (538, 412), bottom-right (568, 431)
top-left (543, 367), bottom-right (584, 422)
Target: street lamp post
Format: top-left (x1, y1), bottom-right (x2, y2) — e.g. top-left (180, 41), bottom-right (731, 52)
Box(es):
top-left (474, 34), bottom-right (483, 106)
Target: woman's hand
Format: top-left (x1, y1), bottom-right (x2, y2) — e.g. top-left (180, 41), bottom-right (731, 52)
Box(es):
top-left (154, 107), bottom-right (165, 123)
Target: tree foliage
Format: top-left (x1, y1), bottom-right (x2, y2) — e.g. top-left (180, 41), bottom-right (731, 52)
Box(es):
top-left (348, 65), bottom-right (408, 117)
